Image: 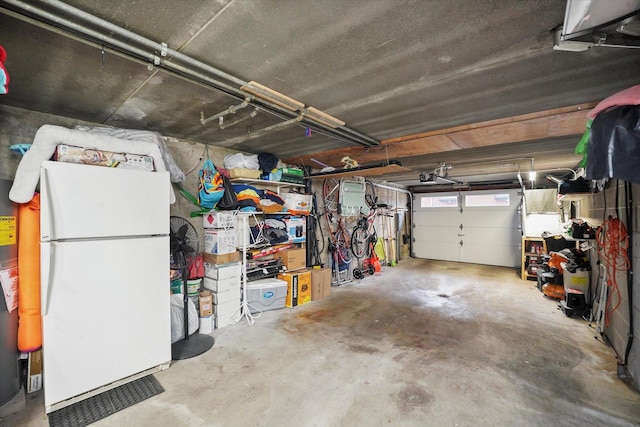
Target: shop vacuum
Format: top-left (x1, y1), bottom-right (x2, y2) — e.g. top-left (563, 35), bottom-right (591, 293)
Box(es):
top-left (561, 288), bottom-right (588, 317)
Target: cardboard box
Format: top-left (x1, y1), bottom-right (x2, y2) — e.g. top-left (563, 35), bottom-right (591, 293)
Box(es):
top-left (27, 349), bottom-right (43, 393)
top-left (214, 299), bottom-right (239, 317)
top-left (279, 247), bottom-right (306, 271)
top-left (283, 216), bottom-right (306, 243)
top-left (214, 299), bottom-right (240, 329)
top-left (199, 290), bottom-right (213, 316)
top-left (215, 313), bottom-right (236, 329)
top-left (212, 287), bottom-right (241, 305)
top-left (204, 261), bottom-right (241, 280)
top-left (310, 267), bottom-right (331, 301)
top-left (203, 251), bottom-right (240, 265)
top-left (202, 211), bottom-right (236, 229)
top-left (55, 144), bottom-right (155, 171)
top-left (204, 229), bottom-right (237, 255)
top-left (279, 270), bottom-right (311, 308)
top-left (203, 276), bottom-right (241, 293)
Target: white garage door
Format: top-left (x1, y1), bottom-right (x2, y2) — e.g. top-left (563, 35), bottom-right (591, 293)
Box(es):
top-left (413, 189), bottom-right (522, 267)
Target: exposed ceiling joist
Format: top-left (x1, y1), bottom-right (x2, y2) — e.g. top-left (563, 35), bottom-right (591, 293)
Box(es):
top-left (285, 102), bottom-right (595, 168)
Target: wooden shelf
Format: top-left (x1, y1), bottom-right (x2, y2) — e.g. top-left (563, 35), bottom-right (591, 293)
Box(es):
top-left (306, 160), bottom-right (409, 180)
top-left (231, 177), bottom-right (304, 189)
top-left (521, 236), bottom-right (546, 281)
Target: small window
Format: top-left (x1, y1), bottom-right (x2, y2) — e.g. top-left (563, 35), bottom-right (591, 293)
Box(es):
top-left (420, 196), bottom-right (458, 208)
top-left (465, 194), bottom-right (510, 207)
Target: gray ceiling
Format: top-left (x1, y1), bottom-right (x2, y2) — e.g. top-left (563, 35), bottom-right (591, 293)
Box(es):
top-left (1, 0), bottom-right (639, 189)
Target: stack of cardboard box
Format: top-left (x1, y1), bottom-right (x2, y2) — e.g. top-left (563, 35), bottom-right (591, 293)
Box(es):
top-left (198, 290), bottom-right (214, 334)
top-left (203, 211), bottom-right (237, 255)
top-left (276, 247), bottom-right (332, 308)
top-left (204, 261), bottom-right (241, 329)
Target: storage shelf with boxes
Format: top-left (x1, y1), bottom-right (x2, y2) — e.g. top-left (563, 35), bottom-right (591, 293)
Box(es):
top-left (202, 210), bottom-right (242, 329)
top-left (200, 179), bottom-right (329, 325)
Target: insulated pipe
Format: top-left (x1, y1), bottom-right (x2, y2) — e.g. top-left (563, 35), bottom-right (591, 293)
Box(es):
top-left (219, 108), bottom-right (259, 130)
top-left (3, 0), bottom-right (380, 148)
top-left (1, 2), bottom-right (373, 149)
top-left (36, 0), bottom-right (247, 88)
top-left (200, 98), bottom-right (252, 126)
top-left (0, 1), bottom-right (245, 99)
top-left (216, 114), bottom-right (306, 147)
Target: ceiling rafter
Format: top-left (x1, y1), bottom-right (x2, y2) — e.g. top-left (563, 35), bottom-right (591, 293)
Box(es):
top-left (285, 102), bottom-right (596, 169)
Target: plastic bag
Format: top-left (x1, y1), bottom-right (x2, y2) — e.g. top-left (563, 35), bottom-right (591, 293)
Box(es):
top-left (188, 254), bottom-right (204, 279)
top-left (170, 294), bottom-right (199, 343)
top-left (224, 153), bottom-right (260, 170)
top-left (198, 159), bottom-right (224, 209)
top-left (217, 174), bottom-right (239, 210)
top-left (587, 105), bottom-right (640, 184)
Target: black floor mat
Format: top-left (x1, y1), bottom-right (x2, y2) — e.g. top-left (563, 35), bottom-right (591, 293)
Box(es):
top-left (48, 375), bottom-right (164, 427)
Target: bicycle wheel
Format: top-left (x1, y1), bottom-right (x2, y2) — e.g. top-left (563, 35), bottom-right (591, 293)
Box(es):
top-left (364, 180), bottom-right (377, 210)
top-left (334, 228), bottom-right (352, 264)
top-left (351, 226), bottom-right (369, 259)
top-left (323, 178), bottom-right (340, 212)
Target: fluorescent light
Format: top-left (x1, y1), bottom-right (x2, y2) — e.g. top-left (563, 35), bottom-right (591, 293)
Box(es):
top-left (529, 171), bottom-right (537, 181)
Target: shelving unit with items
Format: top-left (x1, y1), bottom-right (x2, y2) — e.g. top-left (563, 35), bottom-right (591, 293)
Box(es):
top-left (521, 236), bottom-right (546, 281)
top-left (228, 173), bottom-right (322, 324)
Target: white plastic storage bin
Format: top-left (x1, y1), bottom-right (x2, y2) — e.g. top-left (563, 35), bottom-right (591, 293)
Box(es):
top-left (202, 211), bottom-right (236, 229)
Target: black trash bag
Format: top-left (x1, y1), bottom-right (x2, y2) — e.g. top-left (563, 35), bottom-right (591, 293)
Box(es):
top-left (217, 174), bottom-right (239, 210)
top-left (587, 105), bottom-right (640, 184)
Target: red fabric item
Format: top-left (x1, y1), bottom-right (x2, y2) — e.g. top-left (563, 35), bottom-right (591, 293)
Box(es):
top-left (188, 254), bottom-right (204, 279)
top-left (0, 44), bottom-right (8, 94)
top-left (588, 84), bottom-right (640, 119)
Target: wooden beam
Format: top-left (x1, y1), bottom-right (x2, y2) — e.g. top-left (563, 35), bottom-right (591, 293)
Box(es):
top-left (285, 103), bottom-right (595, 169)
top-left (380, 102), bottom-right (597, 145)
top-left (306, 161), bottom-right (410, 180)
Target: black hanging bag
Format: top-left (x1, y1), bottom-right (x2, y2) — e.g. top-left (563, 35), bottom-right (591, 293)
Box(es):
top-left (217, 174), bottom-right (239, 210)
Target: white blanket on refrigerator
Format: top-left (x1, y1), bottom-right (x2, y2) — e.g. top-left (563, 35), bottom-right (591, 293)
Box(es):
top-left (9, 124), bottom-right (176, 204)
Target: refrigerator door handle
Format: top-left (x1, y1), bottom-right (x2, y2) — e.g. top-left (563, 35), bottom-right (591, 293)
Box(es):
top-left (41, 243), bottom-right (54, 316)
top-left (41, 167), bottom-right (55, 241)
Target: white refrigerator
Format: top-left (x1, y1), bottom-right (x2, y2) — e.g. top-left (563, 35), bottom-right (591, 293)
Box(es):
top-left (40, 161), bottom-right (171, 413)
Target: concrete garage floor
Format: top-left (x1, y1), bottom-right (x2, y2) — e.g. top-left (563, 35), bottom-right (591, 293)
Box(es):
top-left (6, 258), bottom-right (640, 426)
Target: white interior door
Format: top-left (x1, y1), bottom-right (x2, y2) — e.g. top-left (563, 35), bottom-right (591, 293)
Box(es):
top-left (413, 190), bottom-right (521, 267)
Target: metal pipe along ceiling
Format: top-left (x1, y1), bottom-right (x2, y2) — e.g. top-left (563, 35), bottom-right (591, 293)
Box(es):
top-left (2, 0), bottom-right (380, 148)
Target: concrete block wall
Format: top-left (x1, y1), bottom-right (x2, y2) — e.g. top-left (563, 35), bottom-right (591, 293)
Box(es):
top-left (1, 103), bottom-right (413, 274)
top-left (308, 179), bottom-right (410, 271)
top-left (0, 104), bottom-right (98, 180)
